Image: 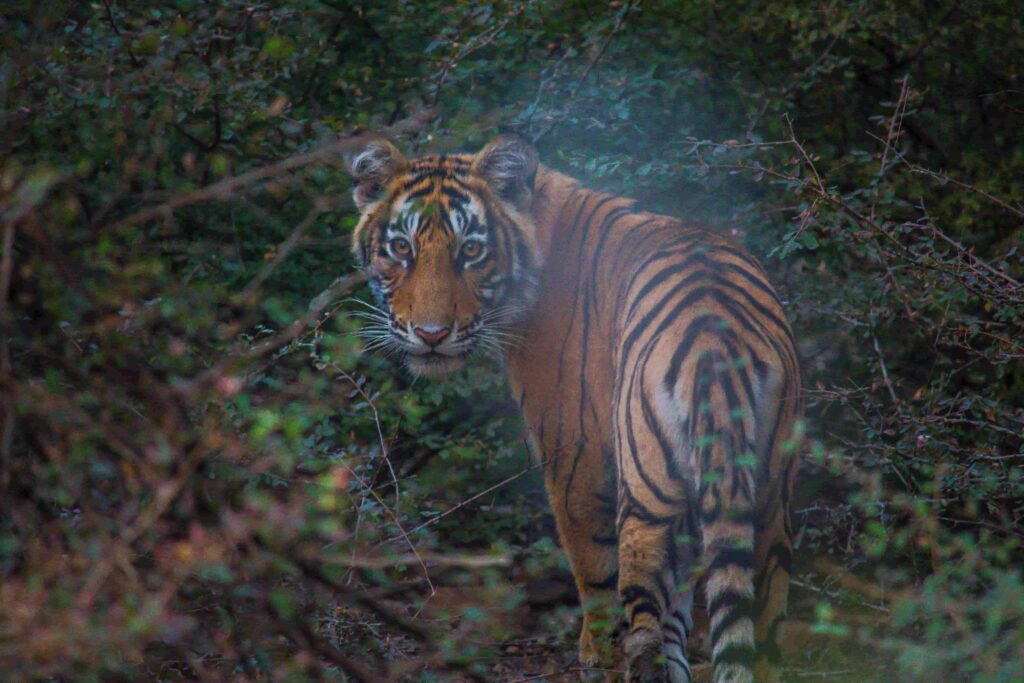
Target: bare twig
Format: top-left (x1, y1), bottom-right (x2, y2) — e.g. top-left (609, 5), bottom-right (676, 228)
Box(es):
top-left (876, 76), bottom-right (910, 180)
top-left (871, 333), bottom-right (898, 404)
top-left (379, 459), bottom-right (545, 546)
top-left (100, 0), bottom-right (141, 67)
top-left (237, 206), bottom-right (327, 301)
top-left (339, 457), bottom-right (436, 595)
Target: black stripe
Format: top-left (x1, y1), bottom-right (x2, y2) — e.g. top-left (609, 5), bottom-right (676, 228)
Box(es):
top-left (553, 195), bottom-right (618, 491)
top-left (618, 486), bottom-right (678, 525)
top-left (709, 547), bottom-right (755, 572)
top-left (662, 313), bottom-right (725, 391)
top-left (714, 643), bottom-right (756, 667)
top-left (666, 654), bottom-right (691, 672)
top-left (621, 585), bottom-right (660, 606)
top-left (663, 624), bottom-right (686, 645)
top-left (712, 275), bottom-right (797, 351)
top-left (719, 334), bottom-right (758, 414)
top-left (719, 260), bottom-right (783, 308)
top-left (405, 184), bottom-right (433, 200)
top-left (617, 229), bottom-right (697, 292)
top-left (621, 285), bottom-right (715, 387)
top-left (587, 570), bottom-right (619, 590)
top-left (766, 540), bottom-right (793, 574)
top-left (586, 205), bottom-right (643, 317)
top-left (622, 342), bottom-right (683, 505)
top-left (639, 384), bottom-right (682, 480)
top-left (708, 590), bottom-right (754, 618)
top-left (626, 252), bottom-right (709, 319)
top-left (711, 606), bottom-right (753, 647)
top-left (630, 602), bottom-right (662, 622)
top-left (655, 573), bottom-right (672, 608)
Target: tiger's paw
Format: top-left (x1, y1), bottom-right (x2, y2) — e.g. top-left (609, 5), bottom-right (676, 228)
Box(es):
top-left (624, 629), bottom-right (667, 682)
top-left (576, 641), bottom-right (621, 682)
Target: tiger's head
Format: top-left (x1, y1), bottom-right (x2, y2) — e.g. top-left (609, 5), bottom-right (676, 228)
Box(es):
top-left (346, 136), bottom-right (542, 377)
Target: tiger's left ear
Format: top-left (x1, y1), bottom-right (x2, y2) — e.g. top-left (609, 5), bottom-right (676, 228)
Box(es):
top-left (344, 138), bottom-right (407, 212)
top-left (471, 135), bottom-right (538, 209)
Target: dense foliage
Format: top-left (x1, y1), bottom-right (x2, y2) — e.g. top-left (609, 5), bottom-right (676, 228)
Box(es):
top-left (2, 2), bottom-right (1021, 681)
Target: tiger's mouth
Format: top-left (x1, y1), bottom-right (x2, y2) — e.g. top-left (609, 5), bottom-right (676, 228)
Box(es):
top-left (405, 352), bottom-right (466, 377)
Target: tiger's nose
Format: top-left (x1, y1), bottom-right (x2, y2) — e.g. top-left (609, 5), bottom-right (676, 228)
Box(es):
top-left (413, 325), bottom-right (451, 347)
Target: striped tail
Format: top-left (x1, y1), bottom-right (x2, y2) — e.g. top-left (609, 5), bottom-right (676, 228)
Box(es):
top-left (690, 349), bottom-right (758, 683)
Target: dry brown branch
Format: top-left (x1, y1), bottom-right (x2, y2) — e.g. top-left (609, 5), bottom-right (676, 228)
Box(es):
top-left (176, 270), bottom-right (369, 396)
top-left (111, 107), bottom-right (437, 232)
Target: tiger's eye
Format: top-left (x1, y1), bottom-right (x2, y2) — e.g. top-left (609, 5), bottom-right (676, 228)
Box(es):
top-left (461, 240), bottom-right (483, 259)
top-left (389, 237), bottom-right (412, 258)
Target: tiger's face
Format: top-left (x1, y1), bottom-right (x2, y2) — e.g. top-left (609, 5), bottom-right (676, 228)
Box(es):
top-left (346, 136), bottom-right (542, 377)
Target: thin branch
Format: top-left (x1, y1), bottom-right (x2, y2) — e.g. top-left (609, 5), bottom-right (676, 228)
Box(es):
top-left (237, 205), bottom-right (326, 301)
top-left (379, 459), bottom-right (545, 546)
top-left (101, 0), bottom-right (141, 67)
top-left (174, 270), bottom-right (369, 398)
top-left (110, 108), bottom-right (437, 233)
top-left (531, 0), bottom-right (640, 144)
top-left (871, 333), bottom-right (898, 404)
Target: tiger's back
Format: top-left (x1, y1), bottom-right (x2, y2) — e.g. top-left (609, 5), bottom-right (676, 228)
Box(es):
top-left (346, 136), bottom-right (801, 683)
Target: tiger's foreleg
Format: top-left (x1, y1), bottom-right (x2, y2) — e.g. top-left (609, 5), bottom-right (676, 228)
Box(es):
top-left (543, 456), bottom-right (622, 678)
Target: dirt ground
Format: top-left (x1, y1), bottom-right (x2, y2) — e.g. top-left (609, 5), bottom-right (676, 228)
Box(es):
top-left (360, 566), bottom-right (893, 683)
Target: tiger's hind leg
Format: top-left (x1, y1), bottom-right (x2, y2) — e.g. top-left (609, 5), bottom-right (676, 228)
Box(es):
top-left (614, 345), bottom-right (695, 682)
top-left (616, 496), bottom-right (698, 683)
top-left (617, 511), bottom-right (678, 682)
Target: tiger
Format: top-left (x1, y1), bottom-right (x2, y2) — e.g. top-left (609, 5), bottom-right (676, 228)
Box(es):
top-left (345, 135), bottom-right (802, 683)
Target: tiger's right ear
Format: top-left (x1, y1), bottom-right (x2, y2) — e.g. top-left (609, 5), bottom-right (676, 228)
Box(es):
top-left (344, 138), bottom-right (407, 211)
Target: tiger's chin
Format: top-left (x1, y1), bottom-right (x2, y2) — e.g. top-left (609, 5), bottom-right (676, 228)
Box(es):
top-left (405, 354), bottom-right (465, 378)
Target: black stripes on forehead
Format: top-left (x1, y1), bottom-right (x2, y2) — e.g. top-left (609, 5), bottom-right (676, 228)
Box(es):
top-left (396, 154), bottom-right (473, 194)
top-left (383, 160), bottom-right (494, 241)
